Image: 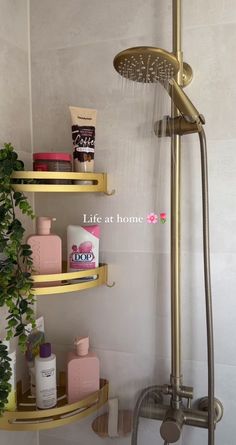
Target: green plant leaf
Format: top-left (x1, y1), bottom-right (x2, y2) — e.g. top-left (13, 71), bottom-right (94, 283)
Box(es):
top-left (0, 143), bottom-right (36, 416)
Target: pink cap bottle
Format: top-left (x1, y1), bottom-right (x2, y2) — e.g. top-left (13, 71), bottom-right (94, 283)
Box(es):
top-left (27, 217), bottom-right (62, 276)
top-left (67, 336), bottom-right (100, 404)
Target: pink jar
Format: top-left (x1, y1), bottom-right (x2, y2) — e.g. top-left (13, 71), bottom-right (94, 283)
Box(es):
top-left (33, 153), bottom-right (72, 184)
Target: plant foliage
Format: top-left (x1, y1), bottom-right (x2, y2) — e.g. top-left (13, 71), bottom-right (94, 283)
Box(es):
top-left (0, 143), bottom-right (35, 414)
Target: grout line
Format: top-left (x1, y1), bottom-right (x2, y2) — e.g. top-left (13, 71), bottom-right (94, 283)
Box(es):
top-left (27, 0), bottom-right (34, 155)
top-left (27, 0), bottom-right (37, 322)
top-left (184, 20), bottom-right (236, 31)
top-left (27, 0), bottom-right (36, 226)
top-left (27, 0), bottom-right (35, 236)
top-left (49, 342), bottom-right (236, 369)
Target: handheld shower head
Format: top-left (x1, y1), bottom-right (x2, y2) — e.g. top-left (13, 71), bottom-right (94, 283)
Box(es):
top-left (113, 46), bottom-right (204, 127)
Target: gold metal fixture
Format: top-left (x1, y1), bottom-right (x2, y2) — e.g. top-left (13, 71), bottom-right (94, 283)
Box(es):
top-left (160, 407), bottom-right (185, 442)
top-left (114, 48), bottom-right (202, 125)
top-left (31, 264), bottom-right (114, 295)
top-left (198, 397), bottom-right (224, 423)
top-left (0, 375), bottom-right (109, 431)
top-left (11, 171), bottom-right (115, 195)
top-left (113, 47), bottom-right (180, 82)
top-left (166, 79), bottom-right (205, 126)
top-left (140, 397), bottom-right (223, 430)
top-left (170, 0), bottom-right (183, 407)
top-left (154, 115), bottom-right (206, 137)
top-left (182, 62), bottom-right (193, 87)
top-left (114, 0), bottom-right (223, 444)
top-left (113, 47), bottom-right (192, 87)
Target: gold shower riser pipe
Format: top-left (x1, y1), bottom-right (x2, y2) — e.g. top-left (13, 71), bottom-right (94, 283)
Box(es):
top-left (170, 0), bottom-right (183, 399)
top-left (173, 0), bottom-right (182, 53)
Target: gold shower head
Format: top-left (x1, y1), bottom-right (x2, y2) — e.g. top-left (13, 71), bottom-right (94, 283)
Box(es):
top-left (113, 46), bottom-right (204, 126)
top-left (113, 46), bottom-right (180, 83)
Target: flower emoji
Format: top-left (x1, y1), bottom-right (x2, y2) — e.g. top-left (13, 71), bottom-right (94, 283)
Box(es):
top-left (160, 212), bottom-right (167, 223)
top-left (146, 213), bottom-right (158, 224)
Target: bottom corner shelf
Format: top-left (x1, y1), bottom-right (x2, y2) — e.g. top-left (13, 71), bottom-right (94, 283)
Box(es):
top-left (0, 373), bottom-right (109, 431)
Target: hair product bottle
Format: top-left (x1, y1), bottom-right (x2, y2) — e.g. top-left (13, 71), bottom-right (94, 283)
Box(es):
top-left (67, 225), bottom-right (100, 275)
top-left (67, 336), bottom-right (100, 404)
top-left (27, 217), bottom-right (62, 275)
top-left (35, 343), bottom-right (57, 409)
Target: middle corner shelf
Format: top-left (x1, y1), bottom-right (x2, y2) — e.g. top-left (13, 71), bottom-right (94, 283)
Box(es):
top-left (32, 264), bottom-right (108, 295)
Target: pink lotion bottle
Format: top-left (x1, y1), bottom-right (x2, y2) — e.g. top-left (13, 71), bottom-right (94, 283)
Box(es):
top-left (67, 336), bottom-right (100, 404)
top-left (27, 217), bottom-right (62, 275)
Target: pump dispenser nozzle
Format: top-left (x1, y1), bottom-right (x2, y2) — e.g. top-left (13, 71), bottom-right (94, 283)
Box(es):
top-left (36, 217), bottom-right (56, 235)
top-left (74, 336), bottom-right (89, 356)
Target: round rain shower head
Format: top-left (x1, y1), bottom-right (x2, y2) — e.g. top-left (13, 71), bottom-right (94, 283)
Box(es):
top-left (113, 46), bottom-right (180, 83)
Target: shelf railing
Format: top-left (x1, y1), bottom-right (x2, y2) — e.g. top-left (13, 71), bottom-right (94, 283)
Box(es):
top-left (0, 374), bottom-right (109, 431)
top-left (11, 171), bottom-right (115, 195)
top-left (31, 264), bottom-right (112, 295)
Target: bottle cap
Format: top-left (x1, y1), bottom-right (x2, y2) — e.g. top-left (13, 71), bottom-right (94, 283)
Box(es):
top-left (36, 217), bottom-right (56, 235)
top-left (40, 343), bottom-right (52, 358)
top-left (33, 152), bottom-right (71, 162)
top-left (74, 336), bottom-right (89, 356)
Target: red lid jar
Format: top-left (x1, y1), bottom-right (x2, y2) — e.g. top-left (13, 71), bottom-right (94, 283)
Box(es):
top-left (33, 152), bottom-right (72, 184)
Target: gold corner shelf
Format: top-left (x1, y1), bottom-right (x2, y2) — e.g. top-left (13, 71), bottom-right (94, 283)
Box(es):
top-left (11, 171), bottom-right (115, 195)
top-left (32, 264), bottom-right (109, 295)
top-left (0, 374), bottom-right (109, 431)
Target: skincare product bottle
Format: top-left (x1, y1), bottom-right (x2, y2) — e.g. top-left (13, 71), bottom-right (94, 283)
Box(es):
top-left (27, 217), bottom-right (62, 275)
top-left (35, 343), bottom-right (57, 409)
top-left (67, 336), bottom-right (100, 404)
top-left (67, 225), bottom-right (100, 275)
top-left (3, 341), bottom-right (17, 411)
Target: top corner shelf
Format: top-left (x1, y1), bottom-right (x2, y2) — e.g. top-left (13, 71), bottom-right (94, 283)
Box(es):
top-left (11, 171), bottom-right (114, 194)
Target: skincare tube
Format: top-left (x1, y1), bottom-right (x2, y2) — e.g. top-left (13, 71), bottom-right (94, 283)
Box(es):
top-left (69, 106), bottom-right (97, 174)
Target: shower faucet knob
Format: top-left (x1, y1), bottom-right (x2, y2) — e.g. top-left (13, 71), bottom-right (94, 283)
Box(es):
top-left (160, 408), bottom-right (184, 443)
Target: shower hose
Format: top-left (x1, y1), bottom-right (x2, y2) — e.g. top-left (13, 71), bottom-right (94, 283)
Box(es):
top-left (131, 127), bottom-right (215, 445)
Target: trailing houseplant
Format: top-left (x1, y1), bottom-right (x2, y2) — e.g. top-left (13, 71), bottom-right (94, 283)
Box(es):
top-left (0, 143), bottom-right (35, 414)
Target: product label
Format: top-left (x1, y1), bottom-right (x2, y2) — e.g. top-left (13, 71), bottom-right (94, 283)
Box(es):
top-left (72, 125), bottom-right (95, 162)
top-left (41, 368), bottom-right (55, 378)
top-left (34, 162), bottom-right (49, 171)
top-left (36, 364), bottom-right (57, 409)
top-left (39, 388), bottom-right (57, 408)
top-left (69, 241), bottom-right (96, 270)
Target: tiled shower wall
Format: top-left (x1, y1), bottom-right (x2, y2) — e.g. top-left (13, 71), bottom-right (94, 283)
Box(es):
top-left (1, 0), bottom-right (234, 444)
top-left (0, 1), bottom-right (36, 444)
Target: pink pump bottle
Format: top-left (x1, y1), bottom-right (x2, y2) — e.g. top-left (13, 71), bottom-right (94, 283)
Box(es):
top-left (27, 217), bottom-right (62, 275)
top-left (67, 336), bottom-right (100, 404)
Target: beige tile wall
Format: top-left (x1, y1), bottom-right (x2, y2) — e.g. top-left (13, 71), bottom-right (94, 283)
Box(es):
top-left (11, 0), bottom-right (235, 443)
top-left (0, 1), bottom-right (37, 444)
